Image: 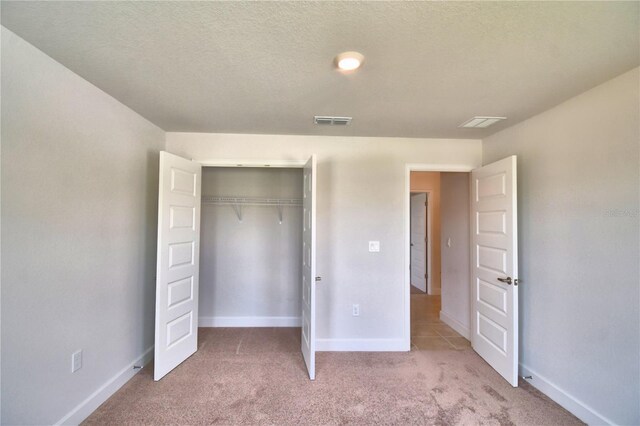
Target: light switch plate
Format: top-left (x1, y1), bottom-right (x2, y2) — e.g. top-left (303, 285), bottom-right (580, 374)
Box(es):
top-left (368, 241), bottom-right (380, 252)
top-left (72, 350), bottom-right (82, 373)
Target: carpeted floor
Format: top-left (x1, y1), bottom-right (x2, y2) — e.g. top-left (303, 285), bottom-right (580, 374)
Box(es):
top-left (84, 326), bottom-right (582, 425)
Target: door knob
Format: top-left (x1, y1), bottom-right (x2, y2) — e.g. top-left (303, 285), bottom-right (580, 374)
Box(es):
top-left (497, 277), bottom-right (513, 285)
top-left (315, 276), bottom-right (322, 282)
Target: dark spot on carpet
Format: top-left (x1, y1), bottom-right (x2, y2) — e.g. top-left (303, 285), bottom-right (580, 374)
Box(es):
top-left (432, 385), bottom-right (446, 394)
top-left (462, 390), bottom-right (477, 401)
top-left (434, 396), bottom-right (468, 426)
top-left (482, 384), bottom-right (507, 403)
top-left (465, 364), bottom-right (479, 377)
top-left (489, 406), bottom-right (515, 426)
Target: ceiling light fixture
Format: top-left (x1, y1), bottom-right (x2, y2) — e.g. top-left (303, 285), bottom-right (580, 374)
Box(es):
top-left (335, 51), bottom-right (364, 71)
top-left (459, 116), bottom-right (506, 128)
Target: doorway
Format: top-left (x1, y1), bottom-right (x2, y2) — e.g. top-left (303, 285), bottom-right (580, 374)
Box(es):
top-left (199, 166), bottom-right (303, 328)
top-left (409, 171), bottom-right (469, 351)
top-left (404, 157), bottom-right (520, 387)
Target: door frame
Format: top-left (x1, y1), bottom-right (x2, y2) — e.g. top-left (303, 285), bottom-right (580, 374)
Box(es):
top-left (409, 190), bottom-right (432, 294)
top-left (198, 159), bottom-right (307, 168)
top-left (404, 163), bottom-right (475, 351)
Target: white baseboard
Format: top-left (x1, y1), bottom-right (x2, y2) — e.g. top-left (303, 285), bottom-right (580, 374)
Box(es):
top-left (55, 345), bottom-right (154, 426)
top-left (316, 338), bottom-right (406, 352)
top-left (439, 310), bottom-right (470, 339)
top-left (199, 316), bottom-right (301, 327)
top-left (519, 363), bottom-right (614, 425)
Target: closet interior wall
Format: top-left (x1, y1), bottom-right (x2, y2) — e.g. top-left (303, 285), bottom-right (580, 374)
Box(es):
top-left (199, 167), bottom-right (303, 325)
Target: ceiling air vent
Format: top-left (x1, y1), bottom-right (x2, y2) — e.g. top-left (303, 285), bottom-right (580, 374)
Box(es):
top-left (314, 116), bottom-right (352, 126)
top-left (459, 116), bottom-right (506, 128)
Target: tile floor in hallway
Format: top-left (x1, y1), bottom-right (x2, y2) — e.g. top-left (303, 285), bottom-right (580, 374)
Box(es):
top-left (410, 286), bottom-right (471, 351)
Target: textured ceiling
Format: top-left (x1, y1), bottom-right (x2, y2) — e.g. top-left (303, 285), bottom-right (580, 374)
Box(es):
top-left (1, 1), bottom-right (638, 138)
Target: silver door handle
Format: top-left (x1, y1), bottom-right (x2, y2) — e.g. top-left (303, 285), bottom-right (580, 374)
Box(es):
top-left (497, 277), bottom-right (519, 286)
top-left (315, 276), bottom-right (322, 282)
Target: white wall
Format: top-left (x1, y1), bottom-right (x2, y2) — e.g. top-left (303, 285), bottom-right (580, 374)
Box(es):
top-left (167, 133), bottom-right (482, 349)
top-left (483, 67), bottom-right (639, 425)
top-left (439, 172), bottom-right (470, 338)
top-left (1, 28), bottom-right (165, 425)
top-left (200, 167), bottom-right (303, 325)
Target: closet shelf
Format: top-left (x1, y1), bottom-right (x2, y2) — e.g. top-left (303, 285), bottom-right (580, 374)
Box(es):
top-left (201, 196), bottom-right (302, 206)
top-left (201, 196), bottom-right (302, 223)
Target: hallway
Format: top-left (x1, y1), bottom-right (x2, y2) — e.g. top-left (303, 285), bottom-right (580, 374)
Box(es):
top-left (410, 289), bottom-right (470, 351)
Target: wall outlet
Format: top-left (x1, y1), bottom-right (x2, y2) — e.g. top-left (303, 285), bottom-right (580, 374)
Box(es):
top-left (72, 350), bottom-right (82, 373)
top-left (352, 304), bottom-right (360, 316)
top-left (368, 241), bottom-right (380, 252)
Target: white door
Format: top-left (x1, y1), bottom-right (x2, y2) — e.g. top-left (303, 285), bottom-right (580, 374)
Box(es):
top-left (154, 151), bottom-right (202, 381)
top-left (471, 155), bottom-right (519, 386)
top-left (410, 193), bottom-right (427, 292)
top-left (301, 155), bottom-right (317, 380)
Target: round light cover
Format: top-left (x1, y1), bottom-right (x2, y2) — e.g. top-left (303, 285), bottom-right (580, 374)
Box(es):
top-left (335, 51), bottom-right (364, 71)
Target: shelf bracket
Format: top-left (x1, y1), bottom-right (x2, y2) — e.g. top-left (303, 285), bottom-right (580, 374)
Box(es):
top-left (232, 203), bottom-right (243, 222)
top-left (276, 205), bottom-right (284, 224)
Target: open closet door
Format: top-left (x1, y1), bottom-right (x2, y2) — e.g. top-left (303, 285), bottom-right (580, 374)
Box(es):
top-left (154, 151), bottom-right (202, 381)
top-left (301, 155), bottom-right (317, 380)
top-left (471, 155), bottom-right (519, 387)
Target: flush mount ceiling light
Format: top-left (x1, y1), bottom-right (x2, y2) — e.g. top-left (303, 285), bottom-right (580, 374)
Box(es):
top-left (459, 116), bottom-right (507, 128)
top-left (335, 51), bottom-right (364, 71)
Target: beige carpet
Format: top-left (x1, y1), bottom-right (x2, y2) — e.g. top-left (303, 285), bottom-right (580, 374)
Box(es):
top-left (84, 328), bottom-right (581, 425)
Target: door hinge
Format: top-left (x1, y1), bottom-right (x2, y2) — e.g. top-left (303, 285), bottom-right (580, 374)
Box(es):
top-left (424, 273), bottom-right (428, 278)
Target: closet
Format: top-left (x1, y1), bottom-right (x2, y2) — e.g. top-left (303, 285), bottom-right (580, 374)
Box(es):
top-left (199, 167), bottom-right (303, 327)
top-left (153, 152), bottom-right (317, 382)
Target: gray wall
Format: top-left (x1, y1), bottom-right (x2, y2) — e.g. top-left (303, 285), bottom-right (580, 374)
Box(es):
top-left (167, 133), bottom-right (482, 348)
top-left (200, 168), bottom-right (302, 321)
top-left (483, 67), bottom-right (639, 425)
top-left (1, 28), bottom-right (165, 424)
top-left (439, 173), bottom-right (470, 337)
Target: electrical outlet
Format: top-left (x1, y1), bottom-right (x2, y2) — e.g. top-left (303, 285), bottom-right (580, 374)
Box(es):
top-left (352, 304), bottom-right (360, 316)
top-left (368, 241), bottom-right (380, 252)
top-left (72, 350), bottom-right (82, 373)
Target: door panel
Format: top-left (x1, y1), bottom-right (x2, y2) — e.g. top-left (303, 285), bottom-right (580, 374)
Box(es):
top-left (471, 155), bottom-right (518, 387)
top-left (410, 193), bottom-right (427, 292)
top-left (154, 151), bottom-right (202, 381)
top-left (301, 155), bottom-right (317, 380)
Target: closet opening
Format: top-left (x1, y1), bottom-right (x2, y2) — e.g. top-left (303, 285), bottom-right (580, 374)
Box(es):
top-left (154, 152), bottom-right (317, 381)
top-left (198, 166), bottom-right (304, 355)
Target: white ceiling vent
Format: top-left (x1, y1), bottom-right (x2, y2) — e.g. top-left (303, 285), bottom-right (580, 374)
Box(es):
top-left (314, 116), bottom-right (352, 126)
top-left (459, 116), bottom-right (506, 128)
